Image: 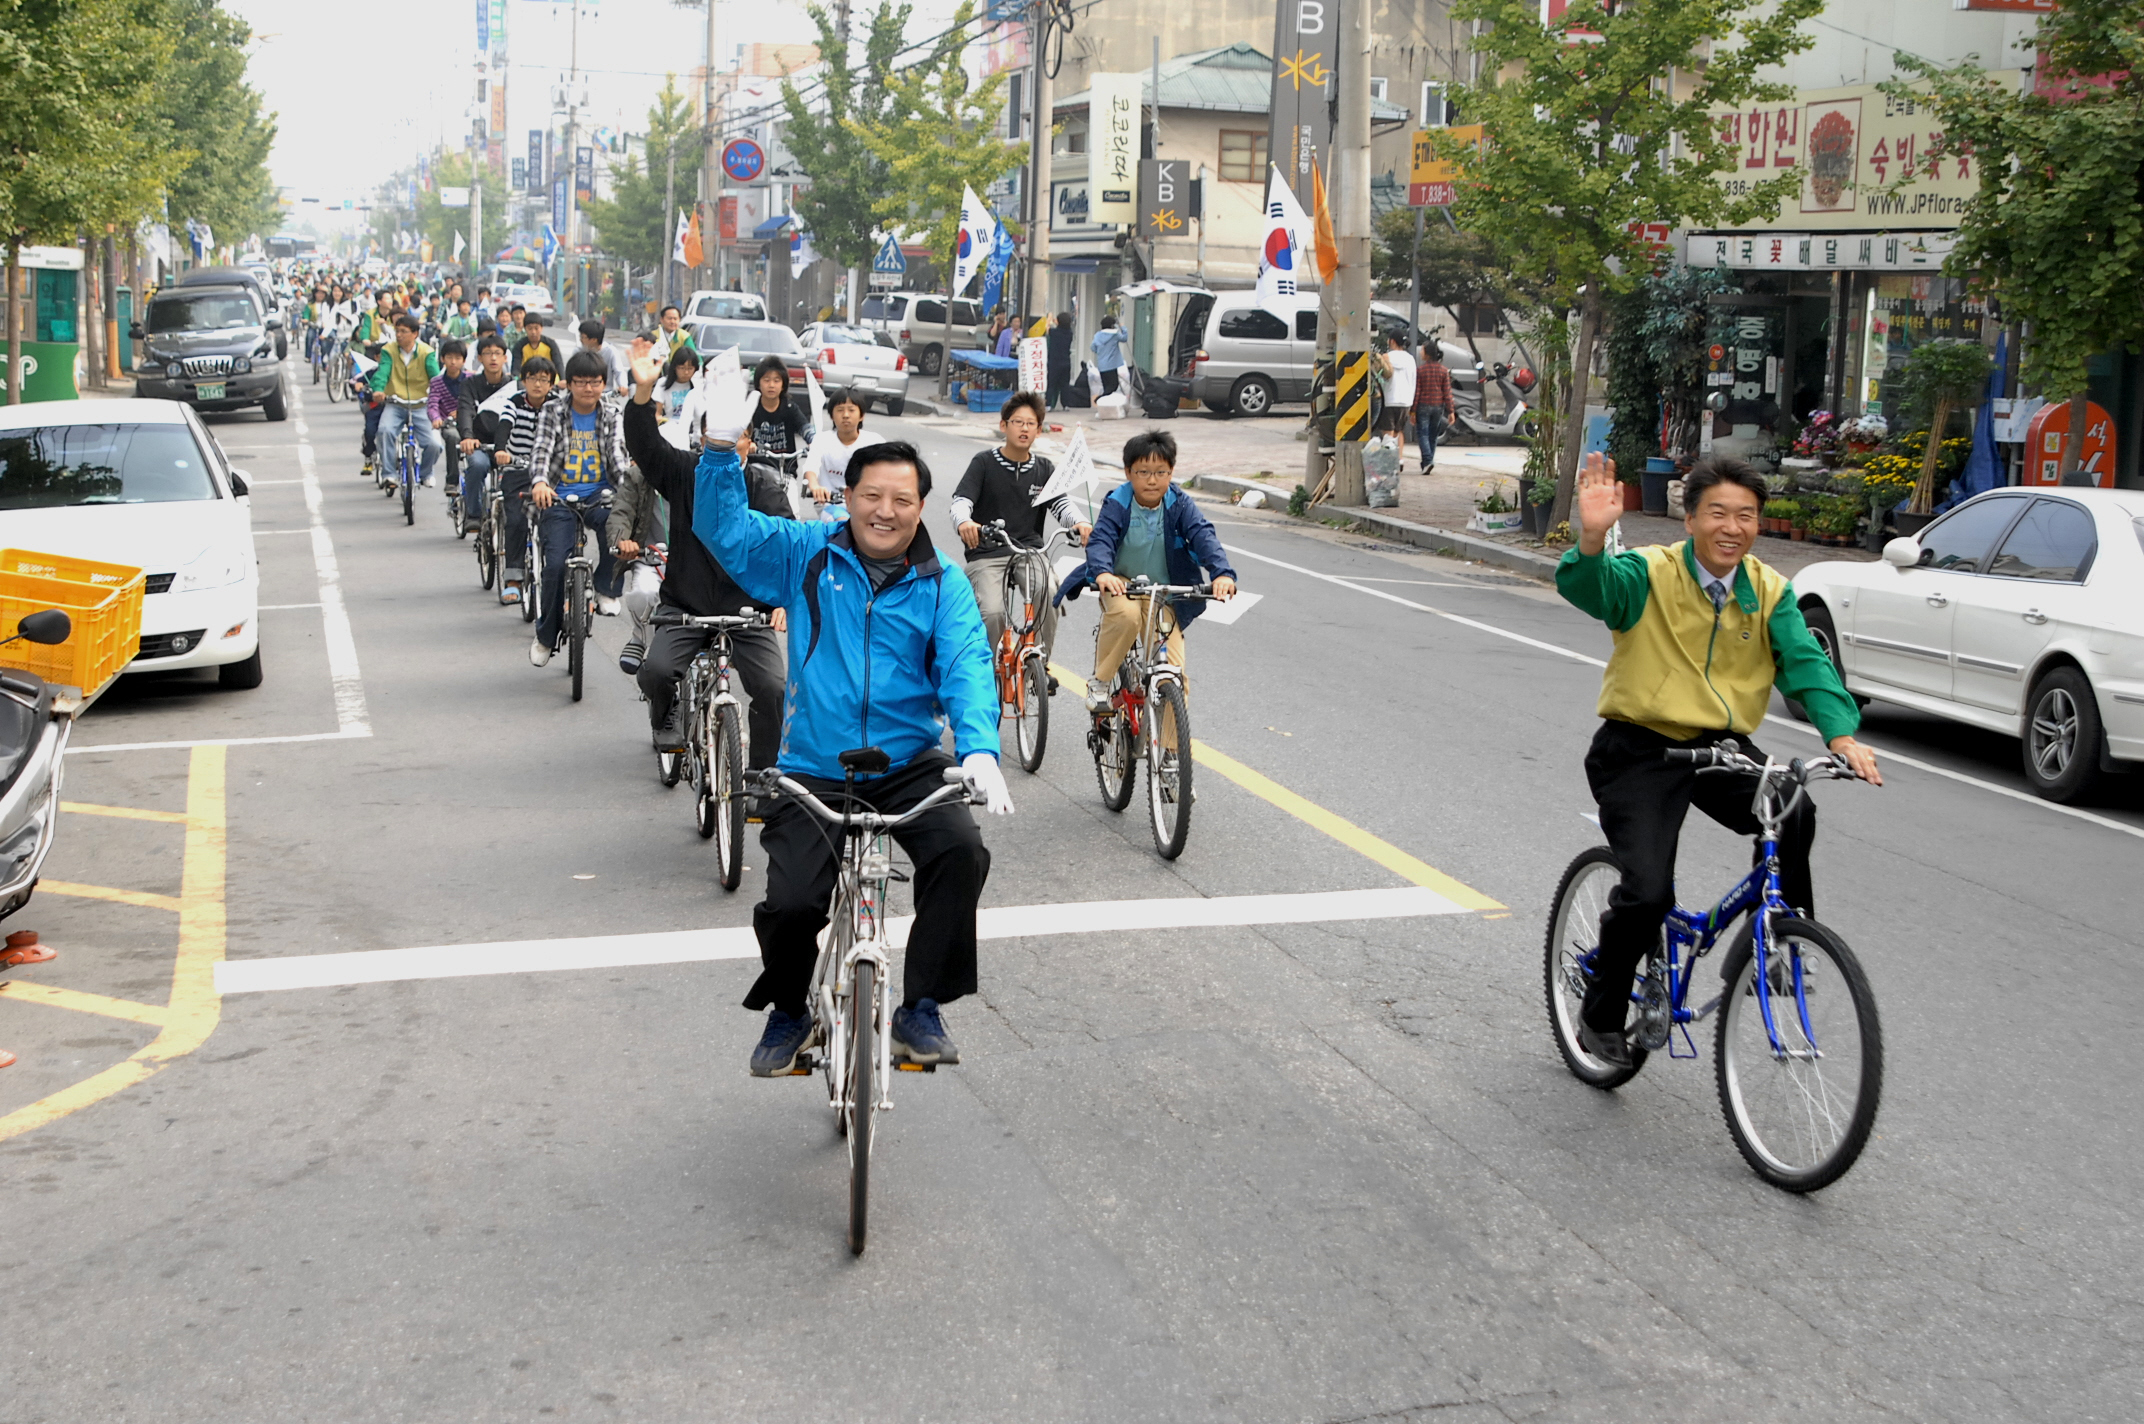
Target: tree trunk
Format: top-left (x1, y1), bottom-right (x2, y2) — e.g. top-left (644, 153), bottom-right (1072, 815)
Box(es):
top-left (1913, 397), bottom-right (1952, 514)
top-left (2056, 388), bottom-right (2091, 485)
top-left (6, 240), bottom-right (20, 406)
top-left (1548, 284), bottom-right (1603, 531)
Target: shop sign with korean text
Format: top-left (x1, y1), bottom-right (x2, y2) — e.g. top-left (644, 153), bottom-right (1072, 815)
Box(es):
top-left (1686, 230), bottom-right (1956, 271)
top-left (1088, 73), bottom-right (1143, 225)
top-left (1712, 83), bottom-right (1977, 231)
top-left (1410, 125), bottom-right (1484, 207)
top-left (1267, 0), bottom-right (1335, 211)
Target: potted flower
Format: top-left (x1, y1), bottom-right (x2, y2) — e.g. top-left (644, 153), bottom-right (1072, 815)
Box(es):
top-left (1791, 410), bottom-right (1845, 468)
top-left (1522, 474), bottom-right (1557, 536)
top-left (1789, 497), bottom-right (1814, 541)
top-left (1468, 479), bottom-right (1525, 534)
top-left (1760, 498), bottom-right (1798, 536)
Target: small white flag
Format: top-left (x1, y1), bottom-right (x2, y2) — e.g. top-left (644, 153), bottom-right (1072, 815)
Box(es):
top-left (478, 380), bottom-right (519, 417)
top-left (452, 230), bottom-right (466, 261)
top-left (1032, 426), bottom-right (1093, 507)
top-left (672, 209), bottom-right (690, 265)
top-left (803, 365), bottom-right (828, 436)
top-left (1257, 165), bottom-right (1313, 319)
top-left (350, 351), bottom-right (378, 379)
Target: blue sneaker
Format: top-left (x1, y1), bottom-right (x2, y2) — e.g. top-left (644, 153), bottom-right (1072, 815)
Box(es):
top-left (749, 1009), bottom-right (815, 1077)
top-left (891, 999), bottom-right (959, 1065)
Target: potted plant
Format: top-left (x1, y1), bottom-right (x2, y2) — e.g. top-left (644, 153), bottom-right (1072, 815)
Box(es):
top-left (1790, 410), bottom-right (1845, 468)
top-left (1640, 456), bottom-right (1676, 515)
top-left (1760, 498), bottom-right (1798, 536)
top-left (1789, 497), bottom-right (1814, 541)
top-left (1523, 474), bottom-right (1557, 535)
top-left (1894, 338), bottom-right (1992, 527)
top-left (1468, 479), bottom-right (1525, 534)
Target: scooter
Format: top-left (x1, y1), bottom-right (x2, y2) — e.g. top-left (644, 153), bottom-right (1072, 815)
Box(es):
top-left (0, 610), bottom-right (78, 925)
top-left (1447, 360), bottom-right (1540, 444)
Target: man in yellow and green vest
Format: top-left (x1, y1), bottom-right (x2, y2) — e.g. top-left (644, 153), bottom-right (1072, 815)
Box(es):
top-left (1556, 452), bottom-right (1882, 1067)
top-left (367, 312), bottom-right (446, 487)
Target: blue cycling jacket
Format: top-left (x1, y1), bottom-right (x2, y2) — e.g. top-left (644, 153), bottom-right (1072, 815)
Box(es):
top-left (692, 446), bottom-right (1000, 780)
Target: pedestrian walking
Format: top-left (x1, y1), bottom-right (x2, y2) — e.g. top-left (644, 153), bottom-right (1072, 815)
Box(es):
top-left (1091, 317), bottom-right (1127, 396)
top-left (1413, 338), bottom-right (1456, 473)
top-left (1045, 311), bottom-right (1074, 409)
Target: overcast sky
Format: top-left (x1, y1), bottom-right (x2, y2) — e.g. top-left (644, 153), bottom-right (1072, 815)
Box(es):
top-left (225, 0), bottom-right (823, 225)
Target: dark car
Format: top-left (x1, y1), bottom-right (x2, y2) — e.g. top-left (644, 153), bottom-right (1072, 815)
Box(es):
top-left (130, 284), bottom-right (289, 422)
top-left (173, 265), bottom-right (286, 358)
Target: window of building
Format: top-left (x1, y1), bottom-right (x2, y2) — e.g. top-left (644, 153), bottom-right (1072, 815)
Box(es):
top-left (1422, 82), bottom-right (1450, 127)
top-left (1368, 76), bottom-right (1388, 102)
top-left (1219, 129), bottom-right (1268, 183)
top-left (1057, 119), bottom-right (1086, 156)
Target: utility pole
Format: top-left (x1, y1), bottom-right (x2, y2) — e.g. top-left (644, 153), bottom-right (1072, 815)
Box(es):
top-left (661, 135), bottom-right (677, 312)
top-left (701, 0), bottom-right (720, 293)
top-left (1024, 0), bottom-right (1053, 325)
top-left (1328, 0), bottom-right (1373, 505)
top-left (560, 0), bottom-right (581, 321)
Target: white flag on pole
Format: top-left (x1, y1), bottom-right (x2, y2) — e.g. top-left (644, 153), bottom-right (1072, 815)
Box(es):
top-left (1032, 425), bottom-right (1094, 507)
top-left (478, 380), bottom-right (520, 417)
top-left (803, 365), bottom-right (828, 435)
top-left (1257, 165), bottom-right (1312, 319)
top-left (672, 209), bottom-right (690, 265)
top-left (452, 230), bottom-right (465, 262)
top-left (953, 184), bottom-right (997, 298)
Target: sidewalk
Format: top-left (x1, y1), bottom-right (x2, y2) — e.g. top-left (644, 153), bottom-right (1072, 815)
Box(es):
top-left (923, 399), bottom-right (1875, 581)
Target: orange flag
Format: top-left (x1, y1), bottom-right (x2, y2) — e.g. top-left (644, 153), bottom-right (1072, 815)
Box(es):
top-left (1310, 163), bottom-right (1340, 284)
top-left (682, 209), bottom-right (705, 268)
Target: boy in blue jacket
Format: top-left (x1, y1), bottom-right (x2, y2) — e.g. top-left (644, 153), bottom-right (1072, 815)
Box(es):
top-left (1059, 430), bottom-right (1240, 736)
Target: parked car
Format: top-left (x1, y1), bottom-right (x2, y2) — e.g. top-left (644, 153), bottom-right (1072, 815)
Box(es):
top-left (856, 291), bottom-right (986, 377)
top-left (682, 289), bottom-right (769, 324)
top-left (176, 265), bottom-right (287, 359)
top-left (1792, 487), bottom-right (2144, 802)
top-left (131, 283), bottom-right (288, 422)
top-left (1174, 289), bottom-right (1466, 417)
top-left (0, 399), bottom-right (264, 690)
top-left (685, 318), bottom-right (821, 406)
top-left (799, 321), bottom-right (909, 417)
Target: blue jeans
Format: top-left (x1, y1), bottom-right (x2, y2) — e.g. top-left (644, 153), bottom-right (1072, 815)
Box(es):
top-left (460, 448), bottom-right (494, 530)
top-left (377, 402), bottom-right (445, 483)
top-left (534, 499), bottom-right (622, 647)
top-left (1413, 407), bottom-right (1449, 470)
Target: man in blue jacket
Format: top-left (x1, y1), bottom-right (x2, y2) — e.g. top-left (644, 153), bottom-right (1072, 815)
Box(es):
top-left (1059, 429), bottom-right (1239, 733)
top-left (695, 424), bottom-right (1012, 1077)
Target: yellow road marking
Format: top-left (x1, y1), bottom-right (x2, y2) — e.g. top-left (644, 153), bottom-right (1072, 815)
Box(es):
top-left (1048, 663), bottom-right (1503, 911)
top-left (0, 745), bottom-right (225, 1143)
top-left (38, 881), bottom-right (183, 914)
top-left (0, 981), bottom-right (171, 1027)
top-left (61, 801), bottom-right (191, 825)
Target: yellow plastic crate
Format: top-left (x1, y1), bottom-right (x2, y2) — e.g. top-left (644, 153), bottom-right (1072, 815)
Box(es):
top-left (0, 553), bottom-right (146, 697)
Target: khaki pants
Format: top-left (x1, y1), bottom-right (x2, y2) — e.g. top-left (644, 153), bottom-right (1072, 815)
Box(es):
top-left (1094, 592), bottom-right (1186, 749)
top-left (970, 553), bottom-right (1059, 659)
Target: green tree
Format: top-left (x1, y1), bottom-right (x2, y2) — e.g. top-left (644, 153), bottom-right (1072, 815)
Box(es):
top-left (410, 152), bottom-right (510, 269)
top-left (781, 3), bottom-right (908, 273)
top-left (1445, 0), bottom-right (1819, 524)
top-left (850, 1), bottom-right (1026, 390)
top-left (152, 0), bottom-right (279, 246)
top-left (1893, 0), bottom-right (2144, 482)
top-left (583, 77), bottom-right (706, 277)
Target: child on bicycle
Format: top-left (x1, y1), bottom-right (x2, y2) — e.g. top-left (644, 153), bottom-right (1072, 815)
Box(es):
top-left (805, 389), bottom-right (873, 511)
top-left (1058, 429), bottom-right (1237, 735)
top-left (490, 355), bottom-right (557, 607)
top-left (1556, 452), bottom-right (1881, 1068)
top-left (427, 338), bottom-right (467, 504)
top-left (950, 391), bottom-right (1091, 654)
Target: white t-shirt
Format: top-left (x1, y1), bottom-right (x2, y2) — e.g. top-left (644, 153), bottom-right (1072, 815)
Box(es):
top-left (811, 427), bottom-right (875, 498)
top-left (1383, 349), bottom-right (1417, 408)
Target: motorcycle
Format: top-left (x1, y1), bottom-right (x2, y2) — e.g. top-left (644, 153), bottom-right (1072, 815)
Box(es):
top-left (0, 610), bottom-right (78, 925)
top-left (1447, 360), bottom-right (1540, 444)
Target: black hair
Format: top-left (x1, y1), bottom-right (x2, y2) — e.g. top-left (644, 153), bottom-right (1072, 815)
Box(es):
top-left (1122, 429), bottom-right (1178, 470)
top-left (826, 388), bottom-right (863, 414)
top-left (522, 310), bottom-right (544, 326)
top-left (661, 345), bottom-right (700, 385)
top-left (578, 318), bottom-right (605, 342)
top-left (456, 297), bottom-right (471, 309)
top-left (475, 331), bottom-right (505, 353)
top-left (563, 349), bottom-right (609, 383)
top-left (476, 286), bottom-right (491, 297)
top-left (1000, 390), bottom-right (1046, 426)
top-left (843, 439), bottom-right (932, 497)
top-left (659, 303), bottom-right (681, 318)
top-left (1680, 456), bottom-right (1768, 512)
top-left (518, 355), bottom-right (557, 380)
top-left (392, 311), bottom-right (421, 332)
top-left (438, 338), bottom-right (467, 359)
top-left (1056, 310), bottom-right (1073, 326)
top-left (752, 353), bottom-right (790, 400)
top-left (1100, 315), bottom-right (1119, 330)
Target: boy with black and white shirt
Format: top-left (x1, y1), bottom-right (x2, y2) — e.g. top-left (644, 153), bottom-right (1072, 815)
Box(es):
top-left (950, 391), bottom-right (1090, 654)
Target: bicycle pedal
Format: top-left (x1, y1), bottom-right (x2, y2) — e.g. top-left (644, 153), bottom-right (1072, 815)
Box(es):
top-left (788, 1054), bottom-right (816, 1075)
top-left (895, 1061), bottom-right (935, 1073)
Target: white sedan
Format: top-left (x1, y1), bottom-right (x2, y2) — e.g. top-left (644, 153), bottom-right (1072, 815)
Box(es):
top-left (1793, 487), bottom-right (2144, 802)
top-left (0, 399), bottom-right (263, 690)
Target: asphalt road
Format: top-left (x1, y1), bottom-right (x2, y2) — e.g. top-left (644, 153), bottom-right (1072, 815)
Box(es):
top-left (3, 374), bottom-right (2140, 1423)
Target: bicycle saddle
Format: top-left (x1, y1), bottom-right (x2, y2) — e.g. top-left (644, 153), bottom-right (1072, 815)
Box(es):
top-left (838, 746), bottom-right (891, 776)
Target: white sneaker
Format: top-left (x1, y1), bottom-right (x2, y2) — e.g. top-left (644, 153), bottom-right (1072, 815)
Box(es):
top-left (1084, 686), bottom-right (1111, 715)
top-left (596, 595), bottom-right (621, 616)
top-left (419, 475), bottom-right (433, 488)
top-left (529, 637), bottom-right (553, 667)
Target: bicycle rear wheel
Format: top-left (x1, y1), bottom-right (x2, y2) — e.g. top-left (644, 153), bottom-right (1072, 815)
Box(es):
top-left (657, 750), bottom-right (682, 787)
top-left (476, 512), bottom-right (498, 590)
top-left (1092, 706), bottom-right (1135, 811)
top-left (521, 527), bottom-right (539, 623)
top-left (693, 701), bottom-right (719, 839)
top-left (847, 958), bottom-right (877, 1256)
top-left (326, 354), bottom-right (347, 401)
top-left (566, 564), bottom-right (589, 702)
top-left (1716, 916), bottom-right (1882, 1192)
top-left (712, 703), bottom-right (745, 890)
top-left (1013, 649), bottom-right (1049, 772)
top-left (1543, 846), bottom-right (1648, 1089)
top-left (1145, 681), bottom-right (1192, 859)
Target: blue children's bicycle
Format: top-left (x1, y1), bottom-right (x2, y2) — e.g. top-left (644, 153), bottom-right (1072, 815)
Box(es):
top-left (1545, 746), bottom-right (1883, 1192)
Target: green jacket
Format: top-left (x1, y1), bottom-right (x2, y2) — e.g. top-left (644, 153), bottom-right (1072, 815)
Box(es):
top-left (1557, 540), bottom-right (1860, 744)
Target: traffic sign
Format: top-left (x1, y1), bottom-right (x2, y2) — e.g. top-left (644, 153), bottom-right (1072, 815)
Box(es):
top-left (869, 232), bottom-right (907, 288)
top-left (721, 139), bottom-right (766, 184)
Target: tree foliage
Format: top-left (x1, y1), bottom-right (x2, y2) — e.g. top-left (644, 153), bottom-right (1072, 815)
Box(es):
top-left (1443, 0), bottom-right (1820, 520)
top-left (583, 77), bottom-right (706, 275)
top-left (781, 3), bottom-right (908, 273)
top-left (152, 0), bottom-right (279, 244)
top-left (1892, 0), bottom-right (2144, 406)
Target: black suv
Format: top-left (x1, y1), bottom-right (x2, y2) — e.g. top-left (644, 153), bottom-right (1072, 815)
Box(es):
top-left (131, 280), bottom-right (288, 421)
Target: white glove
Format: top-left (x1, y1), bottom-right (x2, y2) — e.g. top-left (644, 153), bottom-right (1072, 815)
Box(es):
top-left (962, 752), bottom-right (1014, 817)
top-left (696, 346), bottom-right (752, 445)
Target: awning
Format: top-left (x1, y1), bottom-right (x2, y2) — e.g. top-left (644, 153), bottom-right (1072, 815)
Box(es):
top-left (1052, 256), bottom-right (1104, 273)
top-left (752, 215), bottom-right (795, 240)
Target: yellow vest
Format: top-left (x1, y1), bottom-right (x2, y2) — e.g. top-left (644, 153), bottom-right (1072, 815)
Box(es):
top-left (379, 341), bottom-right (435, 402)
top-left (1596, 542), bottom-right (1790, 741)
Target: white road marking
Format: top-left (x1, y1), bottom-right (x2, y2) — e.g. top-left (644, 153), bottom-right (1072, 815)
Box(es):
top-left (257, 602), bottom-right (324, 610)
top-left (70, 729), bottom-right (369, 755)
top-left (214, 886), bottom-right (1470, 995)
top-left (293, 389), bottom-right (371, 738)
top-left (1238, 535), bottom-right (2144, 841)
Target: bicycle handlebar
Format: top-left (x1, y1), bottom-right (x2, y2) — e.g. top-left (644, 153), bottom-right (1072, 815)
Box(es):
top-left (650, 608), bottom-right (770, 632)
top-left (1122, 577), bottom-right (1215, 599)
top-left (1664, 746), bottom-right (1860, 783)
top-left (974, 521), bottom-right (1086, 554)
top-left (745, 766), bottom-right (985, 833)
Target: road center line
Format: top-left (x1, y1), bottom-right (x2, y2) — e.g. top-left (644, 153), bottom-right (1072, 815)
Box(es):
top-left (213, 886), bottom-right (1471, 995)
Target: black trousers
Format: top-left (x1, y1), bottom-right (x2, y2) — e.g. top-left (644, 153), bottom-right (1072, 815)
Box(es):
top-left (746, 749), bottom-right (990, 1018)
top-left (1582, 720), bottom-right (1817, 1033)
top-left (637, 620), bottom-right (784, 769)
top-left (1045, 367), bottom-right (1071, 409)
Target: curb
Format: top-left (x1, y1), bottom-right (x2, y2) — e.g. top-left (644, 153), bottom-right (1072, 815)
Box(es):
top-left (1186, 473), bottom-right (1564, 582)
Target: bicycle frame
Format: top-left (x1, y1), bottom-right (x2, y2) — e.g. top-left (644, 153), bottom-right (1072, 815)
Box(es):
top-left (1109, 582), bottom-right (1198, 740)
top-left (979, 525), bottom-right (1075, 705)
top-left (812, 828), bottom-right (896, 1112)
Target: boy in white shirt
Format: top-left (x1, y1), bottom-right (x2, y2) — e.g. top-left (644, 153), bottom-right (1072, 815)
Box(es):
top-left (805, 391), bottom-right (873, 512)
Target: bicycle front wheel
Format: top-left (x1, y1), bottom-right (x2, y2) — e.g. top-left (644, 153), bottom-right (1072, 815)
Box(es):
top-left (1716, 916), bottom-right (1882, 1192)
top-left (1543, 846), bottom-right (1648, 1089)
top-left (476, 513), bottom-right (498, 590)
top-left (566, 565), bottom-right (589, 702)
top-left (693, 701), bottom-right (719, 839)
top-left (326, 355), bottom-right (347, 401)
top-left (846, 958), bottom-right (877, 1257)
top-left (712, 703), bottom-right (745, 890)
top-left (1013, 650), bottom-right (1049, 773)
top-left (520, 530), bottom-right (538, 623)
top-left (401, 467), bottom-right (415, 525)
top-left (1146, 681), bottom-right (1192, 859)
top-left (1093, 706), bottom-right (1135, 811)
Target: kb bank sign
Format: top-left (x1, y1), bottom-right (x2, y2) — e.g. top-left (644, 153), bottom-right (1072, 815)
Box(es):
top-left (1267, 0), bottom-right (1336, 210)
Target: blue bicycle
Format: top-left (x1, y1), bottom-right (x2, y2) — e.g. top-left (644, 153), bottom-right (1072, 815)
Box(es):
top-left (1545, 746), bottom-right (1883, 1192)
top-left (387, 395), bottom-right (424, 526)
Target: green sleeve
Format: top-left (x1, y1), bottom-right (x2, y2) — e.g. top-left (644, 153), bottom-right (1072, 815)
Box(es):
top-left (1555, 547), bottom-right (1652, 633)
top-left (366, 353), bottom-right (388, 393)
top-left (425, 350), bottom-right (441, 380)
top-left (1769, 584), bottom-right (1860, 742)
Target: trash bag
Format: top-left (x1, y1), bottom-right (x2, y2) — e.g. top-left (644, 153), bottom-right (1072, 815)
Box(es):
top-left (1363, 436), bottom-right (1401, 508)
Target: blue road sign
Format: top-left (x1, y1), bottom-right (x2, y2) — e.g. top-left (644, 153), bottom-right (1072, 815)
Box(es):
top-left (721, 139), bottom-right (765, 184)
top-left (871, 233), bottom-right (907, 276)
